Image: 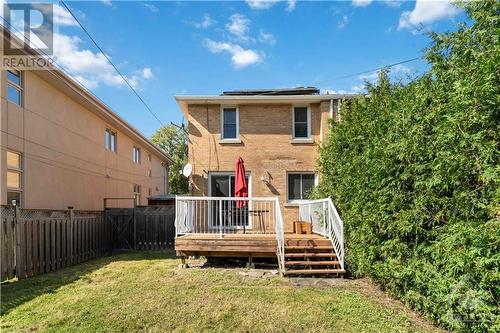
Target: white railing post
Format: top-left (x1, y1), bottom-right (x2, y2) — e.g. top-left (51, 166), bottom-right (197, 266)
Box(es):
top-left (219, 199), bottom-right (223, 238)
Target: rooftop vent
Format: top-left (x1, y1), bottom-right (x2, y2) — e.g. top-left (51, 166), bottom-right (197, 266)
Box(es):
top-left (221, 87), bottom-right (320, 96)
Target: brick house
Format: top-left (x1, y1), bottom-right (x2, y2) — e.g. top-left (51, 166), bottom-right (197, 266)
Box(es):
top-left (176, 87), bottom-right (352, 231)
top-left (174, 88), bottom-right (353, 275)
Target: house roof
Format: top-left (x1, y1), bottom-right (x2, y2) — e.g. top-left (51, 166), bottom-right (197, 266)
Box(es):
top-left (1, 26), bottom-right (173, 164)
top-left (221, 87), bottom-right (320, 96)
top-left (175, 92), bottom-right (357, 115)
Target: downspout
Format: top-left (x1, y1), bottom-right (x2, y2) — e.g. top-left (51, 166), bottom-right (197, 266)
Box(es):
top-left (329, 99), bottom-right (334, 119)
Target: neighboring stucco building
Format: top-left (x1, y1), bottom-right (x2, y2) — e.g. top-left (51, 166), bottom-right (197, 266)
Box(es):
top-left (1, 33), bottom-right (172, 210)
top-left (175, 87), bottom-right (353, 232)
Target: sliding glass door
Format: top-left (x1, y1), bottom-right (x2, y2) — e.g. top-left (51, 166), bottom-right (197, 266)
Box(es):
top-left (209, 173), bottom-right (250, 229)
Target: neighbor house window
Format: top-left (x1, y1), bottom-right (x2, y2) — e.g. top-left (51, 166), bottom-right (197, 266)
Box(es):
top-left (7, 70), bottom-right (22, 106)
top-left (287, 172), bottom-right (317, 202)
top-left (221, 106), bottom-right (239, 140)
top-left (6, 150), bottom-right (22, 206)
top-left (133, 184), bottom-right (141, 205)
top-left (133, 146), bottom-right (141, 164)
top-left (292, 106), bottom-right (311, 139)
top-left (105, 128), bottom-right (117, 152)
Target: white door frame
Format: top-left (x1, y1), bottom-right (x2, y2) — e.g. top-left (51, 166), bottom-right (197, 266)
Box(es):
top-left (207, 171), bottom-right (252, 229)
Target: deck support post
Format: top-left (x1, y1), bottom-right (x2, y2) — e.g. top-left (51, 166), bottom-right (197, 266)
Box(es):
top-left (180, 256), bottom-right (187, 269)
top-left (246, 255), bottom-right (255, 269)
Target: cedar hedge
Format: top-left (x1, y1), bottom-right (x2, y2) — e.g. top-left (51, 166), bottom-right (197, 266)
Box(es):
top-left (315, 1), bottom-right (499, 332)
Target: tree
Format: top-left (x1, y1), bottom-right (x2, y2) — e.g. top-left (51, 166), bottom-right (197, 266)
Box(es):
top-left (151, 124), bottom-right (188, 194)
top-left (315, 1), bottom-right (499, 331)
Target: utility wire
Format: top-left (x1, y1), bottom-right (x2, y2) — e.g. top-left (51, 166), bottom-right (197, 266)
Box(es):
top-left (327, 57), bottom-right (421, 82)
top-left (59, 0), bottom-right (166, 128)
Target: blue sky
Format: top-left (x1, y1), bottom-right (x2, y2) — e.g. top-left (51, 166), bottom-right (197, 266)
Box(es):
top-left (3, 0), bottom-right (466, 137)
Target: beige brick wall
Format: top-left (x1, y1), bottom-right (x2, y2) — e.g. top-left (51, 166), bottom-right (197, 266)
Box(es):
top-left (1, 70), bottom-right (169, 210)
top-left (186, 101), bottom-right (337, 231)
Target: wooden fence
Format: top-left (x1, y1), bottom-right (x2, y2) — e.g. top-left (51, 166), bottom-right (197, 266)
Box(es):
top-left (1, 207), bottom-right (109, 281)
top-left (105, 206), bottom-right (175, 251)
top-left (1, 205), bottom-right (175, 281)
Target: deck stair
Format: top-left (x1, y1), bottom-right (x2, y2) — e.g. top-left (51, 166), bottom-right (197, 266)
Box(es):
top-left (283, 234), bottom-right (344, 276)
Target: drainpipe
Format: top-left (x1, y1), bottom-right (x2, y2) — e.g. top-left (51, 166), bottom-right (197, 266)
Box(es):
top-left (329, 99), bottom-right (334, 118)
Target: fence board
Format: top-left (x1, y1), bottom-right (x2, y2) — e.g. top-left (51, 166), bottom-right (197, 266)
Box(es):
top-left (1, 206), bottom-right (173, 282)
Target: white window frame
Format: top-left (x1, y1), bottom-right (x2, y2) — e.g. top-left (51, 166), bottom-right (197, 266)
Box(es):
top-left (133, 146), bottom-right (141, 164)
top-left (6, 150), bottom-right (23, 206)
top-left (286, 171), bottom-right (318, 204)
top-left (220, 105), bottom-right (240, 143)
top-left (291, 105), bottom-right (312, 143)
top-left (6, 70), bottom-right (23, 106)
top-left (207, 171), bottom-right (252, 230)
top-left (133, 184), bottom-right (141, 205)
top-left (105, 128), bottom-right (117, 153)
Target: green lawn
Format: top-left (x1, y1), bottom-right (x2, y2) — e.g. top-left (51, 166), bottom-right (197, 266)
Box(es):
top-left (1, 252), bottom-right (441, 333)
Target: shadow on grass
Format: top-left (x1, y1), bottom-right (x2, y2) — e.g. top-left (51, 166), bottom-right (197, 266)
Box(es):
top-left (0, 250), bottom-right (175, 316)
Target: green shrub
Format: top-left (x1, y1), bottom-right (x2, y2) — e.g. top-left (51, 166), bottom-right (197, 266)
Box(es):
top-left (315, 1), bottom-right (499, 332)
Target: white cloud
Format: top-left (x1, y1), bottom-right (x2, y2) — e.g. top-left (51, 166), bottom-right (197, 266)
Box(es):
top-left (204, 39), bottom-right (263, 69)
top-left (226, 14), bottom-right (251, 40)
top-left (194, 14), bottom-right (215, 29)
top-left (52, 33), bottom-right (153, 89)
top-left (259, 29), bottom-right (276, 45)
top-left (141, 67), bottom-right (154, 79)
top-left (30, 3), bottom-right (78, 27)
top-left (337, 15), bottom-right (349, 29)
top-left (245, 0), bottom-right (296, 12)
top-left (142, 3), bottom-right (159, 13)
top-left (286, 0), bottom-right (296, 12)
top-left (398, 0), bottom-right (460, 30)
top-left (101, 0), bottom-right (112, 6)
top-left (352, 0), bottom-right (373, 8)
top-left (245, 0), bottom-right (278, 10)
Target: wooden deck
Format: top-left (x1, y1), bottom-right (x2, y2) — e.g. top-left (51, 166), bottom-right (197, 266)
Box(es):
top-left (175, 233), bottom-right (327, 258)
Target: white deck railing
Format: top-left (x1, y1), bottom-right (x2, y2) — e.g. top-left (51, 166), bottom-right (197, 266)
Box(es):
top-left (299, 198), bottom-right (345, 270)
top-left (175, 196), bottom-right (286, 272)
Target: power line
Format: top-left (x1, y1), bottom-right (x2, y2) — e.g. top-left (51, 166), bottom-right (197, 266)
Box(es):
top-left (59, 0), bottom-right (166, 128)
top-left (0, 129), bottom-right (165, 180)
top-left (327, 57), bottom-right (421, 82)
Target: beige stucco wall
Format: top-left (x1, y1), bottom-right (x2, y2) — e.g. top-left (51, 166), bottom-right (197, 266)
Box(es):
top-left (1, 70), bottom-right (169, 210)
top-left (186, 100), bottom-right (338, 232)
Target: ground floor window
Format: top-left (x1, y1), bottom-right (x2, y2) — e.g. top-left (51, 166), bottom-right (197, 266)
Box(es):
top-left (287, 172), bottom-right (317, 202)
top-left (6, 150), bottom-right (22, 206)
top-left (133, 184), bottom-right (141, 206)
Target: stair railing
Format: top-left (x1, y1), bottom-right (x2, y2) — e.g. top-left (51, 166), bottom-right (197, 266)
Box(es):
top-left (299, 198), bottom-right (345, 270)
top-left (274, 197), bottom-right (286, 274)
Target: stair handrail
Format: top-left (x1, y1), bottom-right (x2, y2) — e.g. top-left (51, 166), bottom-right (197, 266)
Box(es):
top-left (274, 197), bottom-right (286, 274)
top-left (299, 198), bottom-right (345, 271)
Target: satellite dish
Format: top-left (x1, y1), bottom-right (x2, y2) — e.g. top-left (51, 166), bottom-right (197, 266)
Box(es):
top-left (182, 163), bottom-right (193, 178)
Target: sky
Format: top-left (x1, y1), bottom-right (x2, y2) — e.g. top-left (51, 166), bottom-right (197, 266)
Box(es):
top-left (2, 0), bottom-right (467, 137)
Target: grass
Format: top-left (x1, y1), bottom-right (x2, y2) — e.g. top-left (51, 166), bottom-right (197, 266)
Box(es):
top-left (1, 252), bottom-right (442, 333)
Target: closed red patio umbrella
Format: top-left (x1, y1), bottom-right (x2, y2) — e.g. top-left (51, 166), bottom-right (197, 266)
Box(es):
top-left (234, 157), bottom-right (248, 208)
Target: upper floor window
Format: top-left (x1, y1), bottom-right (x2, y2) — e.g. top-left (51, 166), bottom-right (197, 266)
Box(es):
top-left (133, 146), bottom-right (141, 164)
top-left (221, 106), bottom-right (239, 141)
top-left (292, 106), bottom-right (311, 139)
top-left (7, 70), bottom-right (22, 106)
top-left (6, 150), bottom-right (23, 206)
top-left (105, 128), bottom-right (117, 152)
top-left (148, 153), bottom-right (152, 162)
top-left (287, 172), bottom-right (317, 203)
